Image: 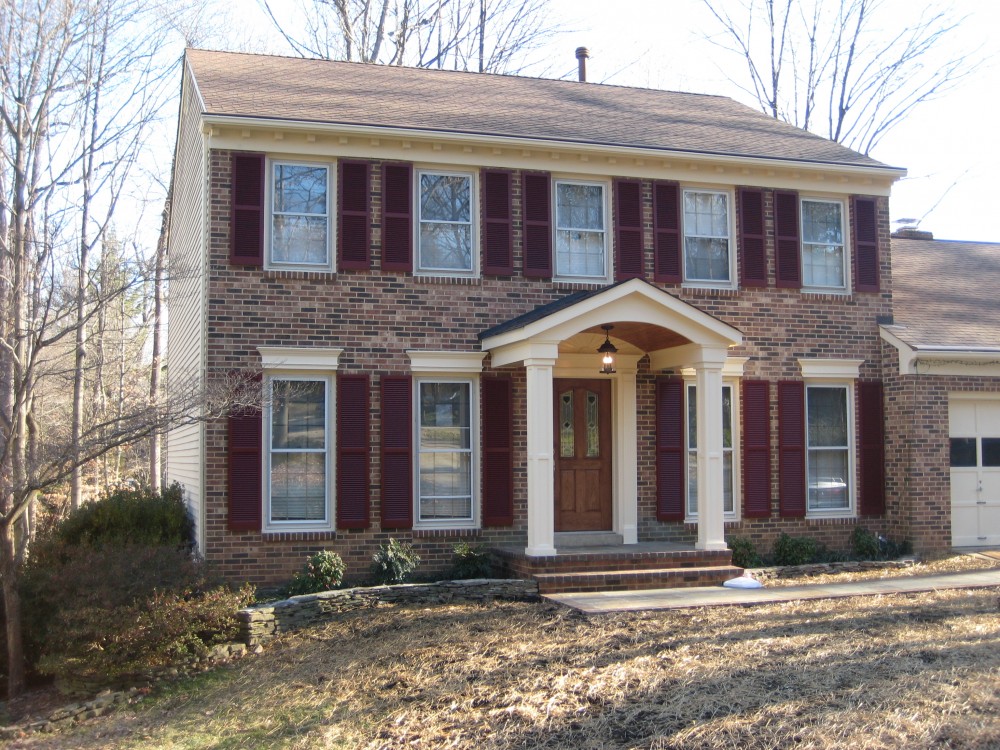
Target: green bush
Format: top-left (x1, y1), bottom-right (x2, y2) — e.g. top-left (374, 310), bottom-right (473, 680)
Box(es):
top-left (55, 483), bottom-right (193, 549)
top-left (285, 550), bottom-right (346, 596)
top-left (772, 533), bottom-right (820, 566)
top-left (21, 540), bottom-right (252, 687)
top-left (727, 536), bottom-right (762, 568)
top-left (449, 542), bottom-right (495, 579)
top-left (371, 539), bottom-right (420, 584)
top-left (851, 526), bottom-right (881, 560)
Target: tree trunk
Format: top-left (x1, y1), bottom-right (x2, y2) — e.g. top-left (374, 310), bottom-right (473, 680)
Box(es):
top-left (149, 188), bottom-right (170, 493)
top-left (2, 519), bottom-right (25, 698)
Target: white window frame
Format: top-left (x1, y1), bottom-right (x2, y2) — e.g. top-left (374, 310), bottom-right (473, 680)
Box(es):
top-left (553, 177), bottom-right (611, 282)
top-left (684, 380), bottom-right (740, 521)
top-left (681, 187), bottom-right (735, 288)
top-left (805, 381), bottom-right (855, 517)
top-left (266, 159), bottom-right (334, 272)
top-left (413, 376), bottom-right (480, 530)
top-left (800, 196), bottom-right (850, 293)
top-left (263, 372), bottom-right (335, 532)
top-left (415, 168), bottom-right (478, 277)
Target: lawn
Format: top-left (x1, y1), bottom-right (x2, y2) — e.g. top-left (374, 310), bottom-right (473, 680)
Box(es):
top-left (8, 586), bottom-right (1000, 749)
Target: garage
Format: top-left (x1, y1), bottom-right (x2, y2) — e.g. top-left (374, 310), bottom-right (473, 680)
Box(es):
top-left (949, 397), bottom-right (1000, 547)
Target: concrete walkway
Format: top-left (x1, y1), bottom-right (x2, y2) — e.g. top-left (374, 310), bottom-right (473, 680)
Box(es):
top-left (546, 567), bottom-right (1000, 614)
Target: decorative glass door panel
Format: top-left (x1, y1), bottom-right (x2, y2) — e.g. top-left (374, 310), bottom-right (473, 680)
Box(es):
top-left (553, 379), bottom-right (612, 531)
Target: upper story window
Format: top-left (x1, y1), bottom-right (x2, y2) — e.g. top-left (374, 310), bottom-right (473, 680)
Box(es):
top-left (555, 180), bottom-right (608, 280)
top-left (683, 189), bottom-right (732, 285)
top-left (801, 199), bottom-right (846, 290)
top-left (806, 384), bottom-right (852, 513)
top-left (270, 162), bottom-right (331, 268)
top-left (417, 171), bottom-right (474, 274)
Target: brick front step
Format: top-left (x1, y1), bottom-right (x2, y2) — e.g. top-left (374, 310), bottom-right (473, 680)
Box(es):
top-left (534, 565), bottom-right (743, 594)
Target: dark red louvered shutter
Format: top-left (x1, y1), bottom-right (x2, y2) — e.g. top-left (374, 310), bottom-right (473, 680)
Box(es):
top-left (522, 172), bottom-right (552, 278)
top-left (337, 375), bottom-right (370, 529)
top-left (858, 380), bottom-right (886, 516)
top-left (742, 380), bottom-right (772, 518)
top-left (656, 377), bottom-right (685, 521)
top-left (739, 188), bottom-right (767, 287)
top-left (230, 152), bottom-right (265, 266)
top-left (338, 160), bottom-right (371, 270)
top-left (380, 375), bottom-right (413, 528)
top-left (481, 377), bottom-right (514, 526)
top-left (777, 380), bottom-right (806, 517)
top-left (614, 179), bottom-right (644, 280)
top-left (381, 163), bottom-right (412, 272)
top-left (853, 196), bottom-right (880, 292)
top-left (653, 181), bottom-right (681, 283)
top-left (774, 190), bottom-right (801, 288)
top-left (482, 169), bottom-right (513, 276)
top-left (227, 407), bottom-right (262, 531)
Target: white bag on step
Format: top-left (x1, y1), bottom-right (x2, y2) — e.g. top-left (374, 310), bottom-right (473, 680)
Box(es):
top-left (723, 574), bottom-right (763, 589)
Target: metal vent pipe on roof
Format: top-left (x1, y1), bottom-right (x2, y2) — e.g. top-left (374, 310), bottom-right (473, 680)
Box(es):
top-left (576, 47), bottom-right (589, 82)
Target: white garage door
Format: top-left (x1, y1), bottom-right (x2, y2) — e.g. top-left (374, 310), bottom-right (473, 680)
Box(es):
top-left (950, 398), bottom-right (1000, 547)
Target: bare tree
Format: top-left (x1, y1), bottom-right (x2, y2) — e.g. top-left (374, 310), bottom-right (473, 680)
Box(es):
top-left (259, 0), bottom-right (559, 74)
top-left (701, 0), bottom-right (977, 154)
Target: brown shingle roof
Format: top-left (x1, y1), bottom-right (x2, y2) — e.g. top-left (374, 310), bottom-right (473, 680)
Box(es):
top-left (890, 237), bottom-right (1000, 350)
top-left (186, 49), bottom-right (895, 170)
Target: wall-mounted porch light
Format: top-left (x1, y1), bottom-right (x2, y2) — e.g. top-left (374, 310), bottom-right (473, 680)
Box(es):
top-left (598, 324), bottom-right (617, 374)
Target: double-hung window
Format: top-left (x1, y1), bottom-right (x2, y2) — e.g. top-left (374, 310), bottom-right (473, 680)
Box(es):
top-left (555, 180), bottom-right (608, 279)
top-left (270, 162), bottom-right (331, 268)
top-left (801, 199), bottom-right (846, 290)
top-left (266, 377), bottom-right (331, 527)
top-left (417, 171), bottom-right (474, 274)
top-left (682, 189), bottom-right (732, 284)
top-left (806, 385), bottom-right (851, 512)
top-left (686, 383), bottom-right (736, 518)
top-left (416, 379), bottom-right (475, 525)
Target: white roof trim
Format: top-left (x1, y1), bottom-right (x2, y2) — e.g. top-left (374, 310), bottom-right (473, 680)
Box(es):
top-left (797, 358), bottom-right (864, 379)
top-left (258, 347), bottom-right (343, 371)
top-left (407, 350), bottom-right (486, 373)
top-left (880, 326), bottom-right (1000, 377)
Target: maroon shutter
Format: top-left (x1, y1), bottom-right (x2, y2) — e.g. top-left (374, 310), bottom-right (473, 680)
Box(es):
top-left (853, 196), bottom-right (880, 292)
top-left (380, 375), bottom-right (413, 528)
top-left (522, 172), bottom-right (552, 278)
top-left (338, 160), bottom-right (371, 270)
top-left (614, 179), bottom-right (644, 280)
top-left (481, 377), bottom-right (514, 526)
top-left (655, 377), bottom-right (685, 521)
top-left (230, 152), bottom-right (265, 266)
top-left (381, 163), bottom-right (412, 272)
top-left (774, 190), bottom-right (801, 288)
top-left (777, 380), bottom-right (806, 517)
top-left (482, 169), bottom-right (513, 275)
top-left (742, 380), bottom-right (772, 518)
top-left (337, 375), bottom-right (370, 529)
top-left (739, 188), bottom-right (767, 287)
top-left (858, 381), bottom-right (886, 516)
top-left (653, 181), bottom-right (681, 283)
top-left (227, 407), bottom-right (262, 532)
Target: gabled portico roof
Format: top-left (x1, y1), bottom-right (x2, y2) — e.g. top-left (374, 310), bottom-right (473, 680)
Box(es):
top-left (480, 278), bottom-right (742, 367)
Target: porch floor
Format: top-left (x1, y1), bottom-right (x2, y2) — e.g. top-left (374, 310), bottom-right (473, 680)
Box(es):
top-left (492, 542), bottom-right (740, 594)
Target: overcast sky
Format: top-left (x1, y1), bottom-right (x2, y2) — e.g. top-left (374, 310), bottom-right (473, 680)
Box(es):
top-left (210, 0), bottom-right (999, 242)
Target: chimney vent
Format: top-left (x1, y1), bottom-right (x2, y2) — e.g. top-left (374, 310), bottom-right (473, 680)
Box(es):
top-left (575, 47), bottom-right (589, 82)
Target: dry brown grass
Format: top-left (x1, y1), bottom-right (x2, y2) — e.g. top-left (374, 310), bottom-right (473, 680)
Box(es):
top-left (762, 552), bottom-right (1000, 588)
top-left (9, 585), bottom-right (1000, 750)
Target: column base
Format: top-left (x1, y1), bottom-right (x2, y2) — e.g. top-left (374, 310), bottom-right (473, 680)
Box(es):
top-left (695, 540), bottom-right (730, 552)
top-left (525, 544), bottom-right (558, 557)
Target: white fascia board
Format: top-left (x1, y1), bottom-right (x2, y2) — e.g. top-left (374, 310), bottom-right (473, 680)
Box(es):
top-left (200, 114), bottom-right (906, 185)
top-left (407, 350), bottom-right (485, 373)
top-left (258, 346), bottom-right (344, 370)
top-left (489, 340), bottom-right (560, 368)
top-left (879, 327), bottom-right (1000, 376)
top-left (480, 279), bottom-right (742, 354)
top-left (797, 358), bottom-right (864, 379)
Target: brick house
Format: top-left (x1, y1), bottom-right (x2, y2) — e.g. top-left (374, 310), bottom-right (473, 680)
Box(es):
top-left (166, 48), bottom-right (980, 589)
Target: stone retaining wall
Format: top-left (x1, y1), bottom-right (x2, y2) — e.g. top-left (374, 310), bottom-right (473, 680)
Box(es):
top-left (749, 559), bottom-right (917, 581)
top-left (238, 578), bottom-right (539, 646)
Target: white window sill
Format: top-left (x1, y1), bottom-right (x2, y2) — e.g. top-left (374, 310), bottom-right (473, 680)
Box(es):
top-left (681, 281), bottom-right (736, 291)
top-left (264, 522), bottom-right (334, 533)
top-left (264, 263), bottom-right (335, 274)
top-left (414, 522), bottom-right (479, 531)
top-left (805, 511), bottom-right (854, 520)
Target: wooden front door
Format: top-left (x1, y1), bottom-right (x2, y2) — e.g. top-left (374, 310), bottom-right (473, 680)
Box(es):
top-left (554, 379), bottom-right (612, 531)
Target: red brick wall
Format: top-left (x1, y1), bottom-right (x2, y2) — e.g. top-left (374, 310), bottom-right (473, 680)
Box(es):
top-left (200, 149), bottom-right (894, 585)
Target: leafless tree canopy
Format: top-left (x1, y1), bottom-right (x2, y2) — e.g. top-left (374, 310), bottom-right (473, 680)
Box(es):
top-left (701, 0), bottom-right (977, 154)
top-left (259, 0), bottom-right (559, 74)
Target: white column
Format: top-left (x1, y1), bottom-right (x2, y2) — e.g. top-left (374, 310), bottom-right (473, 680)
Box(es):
top-left (693, 350), bottom-right (729, 551)
top-left (614, 363), bottom-right (639, 544)
top-left (524, 357), bottom-right (557, 556)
